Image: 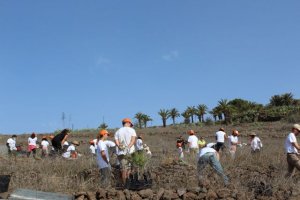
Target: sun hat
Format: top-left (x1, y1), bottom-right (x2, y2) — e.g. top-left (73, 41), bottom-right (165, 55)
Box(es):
top-left (249, 132), bottom-right (256, 136)
top-left (293, 124), bottom-right (300, 132)
top-left (72, 140), bottom-right (80, 146)
top-left (188, 130), bottom-right (196, 135)
top-left (122, 118), bottom-right (133, 127)
top-left (99, 129), bottom-right (109, 136)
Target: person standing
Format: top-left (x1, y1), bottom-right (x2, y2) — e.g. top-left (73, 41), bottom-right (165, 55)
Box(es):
top-left (197, 145), bottom-right (229, 186)
top-left (27, 133), bottom-right (38, 158)
top-left (187, 130), bottom-right (199, 156)
top-left (228, 130), bottom-right (240, 158)
top-left (215, 128), bottom-right (227, 152)
top-left (41, 136), bottom-right (50, 158)
top-left (97, 129), bottom-right (114, 187)
top-left (89, 140), bottom-right (96, 155)
top-left (51, 129), bottom-right (70, 154)
top-left (285, 124), bottom-right (300, 177)
top-left (249, 133), bottom-right (263, 153)
top-left (135, 135), bottom-right (144, 153)
top-left (177, 142), bottom-right (184, 161)
top-left (6, 135), bottom-right (17, 158)
top-left (114, 118), bottom-right (137, 186)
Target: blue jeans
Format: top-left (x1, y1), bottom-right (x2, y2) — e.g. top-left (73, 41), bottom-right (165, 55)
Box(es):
top-left (197, 152), bottom-right (229, 185)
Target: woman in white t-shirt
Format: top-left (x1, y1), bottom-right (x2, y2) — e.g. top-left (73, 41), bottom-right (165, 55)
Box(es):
top-left (41, 137), bottom-right (50, 157)
top-left (89, 140), bottom-right (96, 155)
top-left (228, 130), bottom-right (240, 158)
top-left (27, 133), bottom-right (38, 158)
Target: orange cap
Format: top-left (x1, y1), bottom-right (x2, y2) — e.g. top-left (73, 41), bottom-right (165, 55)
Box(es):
top-left (122, 118), bottom-right (133, 126)
top-left (99, 129), bottom-right (109, 136)
top-left (188, 130), bottom-right (195, 135)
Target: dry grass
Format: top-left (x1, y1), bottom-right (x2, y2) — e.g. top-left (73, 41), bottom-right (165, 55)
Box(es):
top-left (1, 121), bottom-right (300, 198)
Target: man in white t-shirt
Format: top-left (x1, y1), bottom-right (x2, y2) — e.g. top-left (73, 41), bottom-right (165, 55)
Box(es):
top-left (97, 129), bottom-right (112, 187)
top-left (114, 118), bottom-right (137, 185)
top-left (197, 145), bottom-right (229, 186)
top-left (187, 130), bottom-right (199, 156)
top-left (7, 135), bottom-right (17, 156)
top-left (285, 124), bottom-right (300, 177)
top-left (215, 128), bottom-right (227, 152)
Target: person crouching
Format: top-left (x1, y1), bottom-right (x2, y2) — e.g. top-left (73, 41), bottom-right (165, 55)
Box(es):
top-left (97, 129), bottom-right (112, 187)
top-left (197, 145), bottom-right (229, 186)
top-left (62, 141), bottom-right (79, 159)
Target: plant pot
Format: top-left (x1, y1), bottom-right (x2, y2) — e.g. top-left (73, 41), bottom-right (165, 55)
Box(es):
top-left (0, 175), bottom-right (11, 193)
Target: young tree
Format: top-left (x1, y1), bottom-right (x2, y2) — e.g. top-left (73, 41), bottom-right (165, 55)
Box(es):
top-left (158, 109), bottom-right (170, 127)
top-left (169, 108), bottom-right (180, 125)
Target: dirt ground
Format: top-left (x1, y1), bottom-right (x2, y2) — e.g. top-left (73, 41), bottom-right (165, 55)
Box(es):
top-left (1, 121), bottom-right (300, 199)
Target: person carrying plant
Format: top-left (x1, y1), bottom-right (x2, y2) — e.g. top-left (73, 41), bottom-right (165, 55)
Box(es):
top-left (285, 124), bottom-right (300, 177)
top-left (97, 129), bottom-right (114, 187)
top-left (114, 118), bottom-right (137, 186)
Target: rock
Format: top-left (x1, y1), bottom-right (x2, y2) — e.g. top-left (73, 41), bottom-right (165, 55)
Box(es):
top-left (156, 188), bottom-right (165, 200)
top-left (177, 188), bottom-right (186, 197)
top-left (187, 186), bottom-right (201, 194)
top-left (107, 188), bottom-right (117, 199)
top-left (75, 192), bottom-right (87, 197)
top-left (163, 190), bottom-right (178, 200)
top-left (76, 195), bottom-right (85, 200)
top-left (117, 191), bottom-right (126, 200)
top-left (86, 191), bottom-right (96, 200)
top-left (206, 189), bottom-right (218, 200)
top-left (183, 192), bottom-right (198, 200)
top-left (138, 189), bottom-right (154, 199)
top-left (124, 189), bottom-right (131, 200)
top-left (131, 193), bottom-right (142, 200)
top-left (216, 189), bottom-right (231, 198)
top-left (96, 188), bottom-right (107, 199)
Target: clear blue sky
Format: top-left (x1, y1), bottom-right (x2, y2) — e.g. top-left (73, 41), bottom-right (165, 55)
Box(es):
top-left (1, 1), bottom-right (300, 134)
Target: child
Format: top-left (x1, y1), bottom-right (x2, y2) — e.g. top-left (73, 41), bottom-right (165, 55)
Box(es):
top-left (90, 140), bottom-right (96, 155)
top-left (63, 141), bottom-right (80, 159)
top-left (41, 136), bottom-right (50, 157)
top-left (177, 142), bottom-right (184, 161)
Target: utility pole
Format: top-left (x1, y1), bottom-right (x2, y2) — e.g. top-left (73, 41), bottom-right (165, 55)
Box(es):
top-left (62, 112), bottom-right (65, 128)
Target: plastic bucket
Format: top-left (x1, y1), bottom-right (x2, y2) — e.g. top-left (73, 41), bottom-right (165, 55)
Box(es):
top-left (0, 175), bottom-right (11, 193)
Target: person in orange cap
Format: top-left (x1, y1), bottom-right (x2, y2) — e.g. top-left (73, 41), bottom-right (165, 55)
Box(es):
top-left (114, 118), bottom-right (137, 186)
top-left (97, 129), bottom-right (112, 187)
top-left (187, 130), bottom-right (199, 157)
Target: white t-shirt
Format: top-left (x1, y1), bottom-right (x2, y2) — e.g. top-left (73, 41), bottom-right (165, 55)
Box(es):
top-left (251, 137), bottom-right (262, 151)
top-left (216, 131), bottom-right (226, 143)
top-left (199, 147), bottom-right (216, 158)
top-left (41, 140), bottom-right (49, 149)
top-left (97, 140), bottom-right (110, 169)
top-left (104, 140), bottom-right (116, 148)
top-left (90, 145), bottom-right (96, 154)
top-left (28, 137), bottom-right (37, 146)
top-left (206, 143), bottom-right (216, 148)
top-left (136, 139), bottom-right (144, 151)
top-left (93, 139), bottom-right (98, 149)
top-left (229, 135), bottom-right (238, 146)
top-left (63, 141), bottom-right (69, 146)
top-left (7, 138), bottom-right (17, 151)
top-left (285, 133), bottom-right (298, 154)
top-left (114, 127), bottom-right (137, 155)
top-left (62, 144), bottom-right (75, 158)
top-left (188, 135), bottom-right (199, 149)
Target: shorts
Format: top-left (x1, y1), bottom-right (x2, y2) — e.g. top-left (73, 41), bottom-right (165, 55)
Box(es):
top-left (118, 155), bottom-right (131, 171)
top-left (215, 142), bottom-right (224, 152)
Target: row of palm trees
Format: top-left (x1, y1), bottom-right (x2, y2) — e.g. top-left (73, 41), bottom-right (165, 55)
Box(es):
top-left (133, 93), bottom-right (300, 128)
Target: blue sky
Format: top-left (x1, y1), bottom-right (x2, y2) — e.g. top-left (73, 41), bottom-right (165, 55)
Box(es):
top-left (1, 1), bottom-right (300, 134)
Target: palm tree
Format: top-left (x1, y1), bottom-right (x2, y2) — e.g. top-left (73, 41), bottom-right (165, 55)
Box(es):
top-left (142, 114), bottom-right (152, 128)
top-left (169, 108), bottom-right (180, 125)
top-left (181, 111), bottom-right (191, 124)
top-left (186, 106), bottom-right (197, 123)
top-left (158, 109), bottom-right (170, 127)
top-left (98, 122), bottom-right (108, 129)
top-left (196, 104), bottom-right (208, 122)
top-left (135, 112), bottom-right (144, 128)
top-left (217, 99), bottom-right (233, 124)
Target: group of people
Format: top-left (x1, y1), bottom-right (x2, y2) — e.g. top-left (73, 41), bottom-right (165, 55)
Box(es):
top-left (5, 120), bottom-right (300, 189)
